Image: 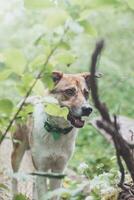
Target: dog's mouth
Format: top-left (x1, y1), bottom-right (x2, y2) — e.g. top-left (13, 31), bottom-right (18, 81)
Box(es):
top-left (67, 113), bottom-right (85, 128)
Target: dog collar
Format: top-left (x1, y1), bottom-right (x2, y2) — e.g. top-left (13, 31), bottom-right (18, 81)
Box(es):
top-left (44, 121), bottom-right (73, 140)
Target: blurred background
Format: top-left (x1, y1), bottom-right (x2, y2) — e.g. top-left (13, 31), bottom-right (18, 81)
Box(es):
top-left (0, 0), bottom-right (134, 199)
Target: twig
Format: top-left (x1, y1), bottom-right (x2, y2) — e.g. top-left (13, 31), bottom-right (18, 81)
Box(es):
top-left (90, 40), bottom-right (111, 122)
top-left (114, 116), bottom-right (125, 187)
top-left (0, 28), bottom-right (68, 145)
top-left (90, 40), bottom-right (134, 185)
top-left (29, 172), bottom-right (66, 179)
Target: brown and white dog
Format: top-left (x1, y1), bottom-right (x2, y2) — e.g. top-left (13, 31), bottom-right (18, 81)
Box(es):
top-left (11, 71), bottom-right (93, 200)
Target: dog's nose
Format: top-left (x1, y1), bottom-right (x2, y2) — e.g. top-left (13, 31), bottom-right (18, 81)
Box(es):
top-left (82, 107), bottom-right (93, 116)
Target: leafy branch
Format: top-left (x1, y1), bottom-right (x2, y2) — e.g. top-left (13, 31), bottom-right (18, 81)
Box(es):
top-left (0, 27), bottom-right (68, 145)
top-left (90, 40), bottom-right (134, 188)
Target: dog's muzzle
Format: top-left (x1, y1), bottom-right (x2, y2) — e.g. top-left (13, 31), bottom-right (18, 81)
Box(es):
top-left (67, 106), bottom-right (93, 128)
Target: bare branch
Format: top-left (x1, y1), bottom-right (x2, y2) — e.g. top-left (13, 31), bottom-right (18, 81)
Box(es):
top-left (90, 40), bottom-right (111, 122)
top-left (90, 40), bottom-right (134, 185)
top-left (29, 171), bottom-right (66, 179)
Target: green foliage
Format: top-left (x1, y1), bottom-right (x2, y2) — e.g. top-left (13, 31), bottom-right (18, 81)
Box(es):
top-left (0, 69), bottom-right (12, 81)
top-left (33, 80), bottom-right (45, 96)
top-left (71, 0), bottom-right (118, 9)
top-left (43, 8), bottom-right (69, 29)
top-left (70, 125), bottom-right (117, 178)
top-left (3, 49), bottom-right (26, 75)
top-left (42, 73), bottom-right (54, 90)
top-left (0, 99), bottom-right (13, 116)
top-left (45, 103), bottom-right (69, 120)
top-left (79, 20), bottom-right (97, 36)
top-left (0, 183), bottom-right (9, 191)
top-left (13, 193), bottom-right (28, 200)
top-left (17, 74), bottom-right (34, 95)
top-left (41, 65), bottom-right (54, 90)
top-left (126, 0), bottom-right (134, 10)
top-left (24, 0), bottom-right (53, 9)
top-left (54, 50), bottom-right (76, 65)
top-left (89, 171), bottom-right (119, 199)
top-left (18, 104), bottom-right (33, 119)
top-left (0, 0), bottom-right (133, 199)
top-left (29, 55), bottom-right (46, 69)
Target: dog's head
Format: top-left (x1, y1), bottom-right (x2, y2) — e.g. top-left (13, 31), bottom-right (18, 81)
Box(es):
top-left (50, 71), bottom-right (93, 128)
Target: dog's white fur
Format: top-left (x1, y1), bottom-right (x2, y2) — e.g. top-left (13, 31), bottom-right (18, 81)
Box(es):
top-left (12, 98), bottom-right (78, 200)
top-left (31, 102), bottom-right (78, 199)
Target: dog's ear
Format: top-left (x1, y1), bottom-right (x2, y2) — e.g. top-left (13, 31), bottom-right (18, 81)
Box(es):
top-left (82, 73), bottom-right (91, 89)
top-left (52, 71), bottom-right (63, 84)
top-left (82, 72), bottom-right (102, 89)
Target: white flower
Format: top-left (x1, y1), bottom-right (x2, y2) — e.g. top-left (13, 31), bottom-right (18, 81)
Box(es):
top-left (85, 196), bottom-right (94, 200)
top-left (78, 162), bottom-right (88, 174)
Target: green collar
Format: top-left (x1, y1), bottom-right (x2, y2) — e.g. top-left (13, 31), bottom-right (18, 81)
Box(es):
top-left (44, 121), bottom-right (73, 140)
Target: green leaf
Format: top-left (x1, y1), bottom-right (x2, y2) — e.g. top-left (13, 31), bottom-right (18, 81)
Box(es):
top-left (58, 41), bottom-right (70, 50)
top-left (0, 69), bottom-right (12, 81)
top-left (0, 99), bottom-right (14, 115)
top-left (126, 0), bottom-right (134, 10)
top-left (34, 33), bottom-right (46, 46)
top-left (72, 0), bottom-right (118, 8)
top-left (42, 73), bottom-right (54, 90)
top-left (71, 0), bottom-right (89, 7)
top-left (0, 183), bottom-right (9, 191)
top-left (13, 193), bottom-right (28, 200)
top-left (44, 8), bottom-right (69, 29)
top-left (54, 50), bottom-right (76, 65)
top-left (17, 84), bottom-right (28, 96)
top-left (79, 20), bottom-right (97, 36)
top-left (45, 103), bottom-right (69, 120)
top-left (89, 0), bottom-right (118, 8)
top-left (17, 74), bottom-right (34, 96)
top-left (21, 74), bottom-right (34, 87)
top-left (4, 49), bottom-right (26, 75)
top-left (29, 54), bottom-right (46, 70)
top-left (41, 65), bottom-right (54, 90)
top-left (18, 104), bottom-right (33, 118)
top-left (33, 79), bottom-right (45, 95)
top-left (78, 9), bottom-right (91, 21)
top-left (24, 0), bottom-right (53, 9)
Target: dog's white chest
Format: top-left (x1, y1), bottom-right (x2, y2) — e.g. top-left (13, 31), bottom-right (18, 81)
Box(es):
top-left (33, 130), bottom-right (77, 158)
top-left (30, 103), bottom-right (78, 168)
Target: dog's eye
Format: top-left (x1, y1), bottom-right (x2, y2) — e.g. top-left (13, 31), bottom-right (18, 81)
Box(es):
top-left (84, 89), bottom-right (89, 99)
top-left (64, 88), bottom-right (76, 96)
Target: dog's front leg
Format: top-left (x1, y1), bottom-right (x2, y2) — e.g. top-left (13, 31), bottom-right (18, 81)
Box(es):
top-left (50, 178), bottom-right (62, 200)
top-left (49, 159), bottom-right (67, 200)
top-left (35, 176), bottom-right (47, 200)
top-left (32, 162), bottom-right (49, 200)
